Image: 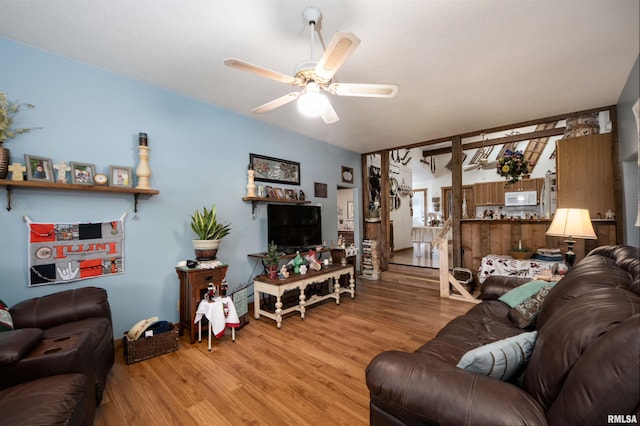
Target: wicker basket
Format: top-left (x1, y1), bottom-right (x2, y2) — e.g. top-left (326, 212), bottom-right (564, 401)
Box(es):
top-left (123, 324), bottom-right (179, 364)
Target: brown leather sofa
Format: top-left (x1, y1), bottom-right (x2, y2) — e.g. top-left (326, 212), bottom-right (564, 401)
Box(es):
top-left (366, 245), bottom-right (639, 425)
top-left (0, 287), bottom-right (115, 426)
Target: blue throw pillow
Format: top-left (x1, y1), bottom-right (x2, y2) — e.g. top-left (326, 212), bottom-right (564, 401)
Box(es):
top-left (498, 280), bottom-right (557, 308)
top-left (456, 331), bottom-right (538, 380)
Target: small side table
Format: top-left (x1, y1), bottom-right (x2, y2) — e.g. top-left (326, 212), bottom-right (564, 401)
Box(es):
top-left (194, 296), bottom-right (240, 351)
top-left (175, 265), bottom-right (228, 344)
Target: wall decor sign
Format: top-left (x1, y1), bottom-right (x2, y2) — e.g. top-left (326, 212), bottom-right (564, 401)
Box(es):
top-left (250, 153), bottom-right (300, 185)
top-left (25, 213), bottom-right (126, 286)
top-left (314, 182), bottom-right (328, 198)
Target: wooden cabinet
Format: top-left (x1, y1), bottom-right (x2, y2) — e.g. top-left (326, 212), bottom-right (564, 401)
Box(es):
top-left (338, 230), bottom-right (355, 246)
top-left (509, 178), bottom-right (539, 192)
top-left (556, 134), bottom-right (614, 218)
top-left (473, 181), bottom-right (505, 205)
top-left (472, 178), bottom-right (543, 207)
top-left (443, 185), bottom-right (475, 219)
top-left (175, 265), bottom-right (228, 344)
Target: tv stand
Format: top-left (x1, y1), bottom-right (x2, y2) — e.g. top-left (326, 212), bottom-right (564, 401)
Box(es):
top-left (253, 264), bottom-right (355, 328)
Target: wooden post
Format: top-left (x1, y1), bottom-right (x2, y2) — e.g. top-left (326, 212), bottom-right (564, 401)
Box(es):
top-left (451, 135), bottom-right (463, 268)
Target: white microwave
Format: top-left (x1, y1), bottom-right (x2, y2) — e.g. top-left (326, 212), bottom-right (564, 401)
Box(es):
top-left (504, 191), bottom-right (537, 206)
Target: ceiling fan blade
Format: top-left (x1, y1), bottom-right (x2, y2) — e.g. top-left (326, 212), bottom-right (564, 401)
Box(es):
top-left (328, 83), bottom-right (399, 98)
top-left (224, 58), bottom-right (301, 85)
top-left (314, 32), bottom-right (361, 81)
top-left (481, 160), bottom-right (499, 170)
top-left (251, 92), bottom-right (300, 114)
top-left (463, 164), bottom-right (480, 172)
top-left (321, 98), bottom-right (339, 124)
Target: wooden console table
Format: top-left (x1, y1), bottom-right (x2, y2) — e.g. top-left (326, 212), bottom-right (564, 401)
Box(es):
top-left (175, 265), bottom-right (228, 343)
top-left (253, 264), bottom-right (355, 329)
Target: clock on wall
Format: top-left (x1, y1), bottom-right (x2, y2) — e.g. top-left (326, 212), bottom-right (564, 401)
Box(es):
top-left (341, 166), bottom-right (353, 184)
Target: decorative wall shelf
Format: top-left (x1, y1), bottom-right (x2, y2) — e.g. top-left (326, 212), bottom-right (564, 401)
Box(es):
top-left (0, 179), bottom-right (159, 212)
top-left (242, 196), bottom-right (311, 214)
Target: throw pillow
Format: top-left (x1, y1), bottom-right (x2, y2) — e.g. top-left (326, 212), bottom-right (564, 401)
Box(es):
top-left (498, 280), bottom-right (557, 308)
top-left (456, 331), bottom-right (538, 380)
top-left (508, 285), bottom-right (553, 329)
top-left (0, 299), bottom-right (14, 332)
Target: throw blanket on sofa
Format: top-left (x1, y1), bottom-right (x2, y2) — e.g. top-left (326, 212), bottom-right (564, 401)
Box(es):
top-left (26, 214), bottom-right (125, 286)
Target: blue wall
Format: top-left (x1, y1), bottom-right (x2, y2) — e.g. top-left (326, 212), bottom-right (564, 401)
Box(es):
top-left (0, 38), bottom-right (361, 336)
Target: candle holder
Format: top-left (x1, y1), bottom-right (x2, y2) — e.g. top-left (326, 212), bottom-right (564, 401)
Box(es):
top-left (135, 133), bottom-right (151, 189)
top-left (246, 167), bottom-right (256, 197)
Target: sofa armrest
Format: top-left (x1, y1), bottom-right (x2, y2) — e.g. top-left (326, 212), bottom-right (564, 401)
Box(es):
top-left (11, 287), bottom-right (112, 330)
top-left (0, 328), bottom-right (44, 365)
top-left (0, 330), bottom-right (95, 398)
top-left (480, 276), bottom-right (532, 300)
top-left (366, 351), bottom-right (547, 426)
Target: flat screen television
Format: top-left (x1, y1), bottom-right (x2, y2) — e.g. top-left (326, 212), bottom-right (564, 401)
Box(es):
top-left (267, 204), bottom-right (322, 251)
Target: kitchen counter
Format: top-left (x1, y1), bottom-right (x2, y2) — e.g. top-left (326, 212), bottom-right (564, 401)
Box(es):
top-left (460, 219), bottom-right (617, 281)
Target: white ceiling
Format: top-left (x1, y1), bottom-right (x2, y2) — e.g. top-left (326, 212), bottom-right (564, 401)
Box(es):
top-left (1, 1), bottom-right (638, 154)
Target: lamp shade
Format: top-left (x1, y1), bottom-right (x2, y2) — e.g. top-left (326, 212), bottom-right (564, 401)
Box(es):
top-left (546, 208), bottom-right (597, 239)
top-left (298, 82), bottom-right (327, 117)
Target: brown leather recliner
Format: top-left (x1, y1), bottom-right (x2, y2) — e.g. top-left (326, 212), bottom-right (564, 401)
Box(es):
top-left (0, 287), bottom-right (115, 425)
top-left (366, 245), bottom-right (640, 425)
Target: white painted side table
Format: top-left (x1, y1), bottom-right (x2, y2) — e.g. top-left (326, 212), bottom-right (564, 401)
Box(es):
top-left (194, 296), bottom-right (240, 351)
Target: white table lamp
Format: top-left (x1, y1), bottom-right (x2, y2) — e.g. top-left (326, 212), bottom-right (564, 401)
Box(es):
top-left (546, 208), bottom-right (597, 268)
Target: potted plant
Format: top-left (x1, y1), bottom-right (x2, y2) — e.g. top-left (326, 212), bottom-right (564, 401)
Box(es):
top-left (0, 92), bottom-right (39, 179)
top-left (190, 204), bottom-right (231, 261)
top-left (264, 241), bottom-right (280, 280)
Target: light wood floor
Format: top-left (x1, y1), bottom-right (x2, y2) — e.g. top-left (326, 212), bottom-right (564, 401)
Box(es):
top-left (95, 278), bottom-right (473, 426)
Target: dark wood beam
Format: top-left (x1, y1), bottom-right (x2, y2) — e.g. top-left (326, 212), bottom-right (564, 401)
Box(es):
top-left (451, 136), bottom-right (462, 267)
top-left (423, 127), bottom-right (566, 157)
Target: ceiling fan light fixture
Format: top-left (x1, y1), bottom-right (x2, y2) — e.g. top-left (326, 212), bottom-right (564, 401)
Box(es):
top-left (298, 81), bottom-right (327, 117)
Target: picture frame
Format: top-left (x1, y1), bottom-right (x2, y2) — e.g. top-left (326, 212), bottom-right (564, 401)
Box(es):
top-left (70, 162), bottom-right (96, 185)
top-left (109, 165), bottom-right (133, 187)
top-left (265, 185), bottom-right (276, 199)
top-left (250, 153), bottom-right (300, 185)
top-left (24, 155), bottom-right (54, 182)
top-left (285, 189), bottom-right (297, 200)
top-left (341, 166), bottom-right (354, 184)
top-left (274, 187), bottom-right (285, 200)
top-left (347, 201), bottom-right (354, 219)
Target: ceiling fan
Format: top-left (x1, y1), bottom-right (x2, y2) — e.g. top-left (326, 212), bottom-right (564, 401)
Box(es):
top-left (463, 134), bottom-right (498, 171)
top-left (224, 6), bottom-right (399, 124)
top-left (463, 157), bottom-right (499, 172)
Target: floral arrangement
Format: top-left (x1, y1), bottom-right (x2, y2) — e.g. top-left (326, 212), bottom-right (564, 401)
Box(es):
top-left (496, 149), bottom-right (532, 185)
top-left (0, 91), bottom-right (38, 145)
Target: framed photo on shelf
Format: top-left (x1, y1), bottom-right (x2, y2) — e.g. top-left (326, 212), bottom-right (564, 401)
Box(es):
top-left (249, 153), bottom-right (300, 185)
top-left (109, 165), bottom-right (133, 187)
top-left (285, 189), bottom-right (297, 200)
top-left (24, 155), bottom-right (54, 182)
top-left (70, 162), bottom-right (96, 185)
top-left (274, 188), bottom-right (285, 200)
top-left (265, 185), bottom-right (276, 199)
